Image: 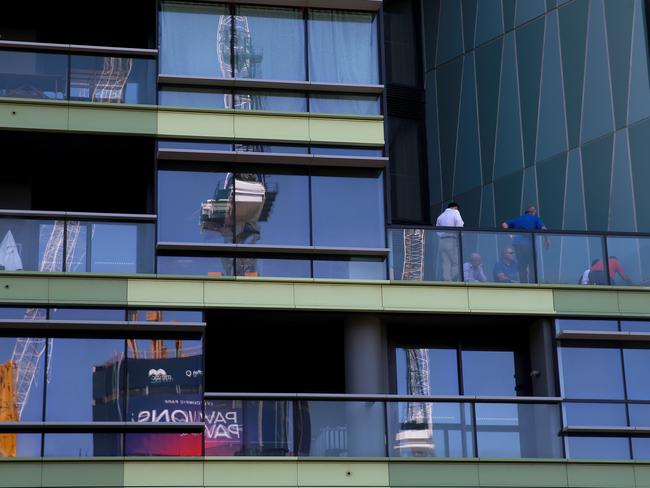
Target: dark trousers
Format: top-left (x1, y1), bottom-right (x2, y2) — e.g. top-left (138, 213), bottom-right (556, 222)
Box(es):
top-left (513, 243), bottom-right (533, 283)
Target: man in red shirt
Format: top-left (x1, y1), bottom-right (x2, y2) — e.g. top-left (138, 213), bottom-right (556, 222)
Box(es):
top-left (590, 256), bottom-right (632, 285)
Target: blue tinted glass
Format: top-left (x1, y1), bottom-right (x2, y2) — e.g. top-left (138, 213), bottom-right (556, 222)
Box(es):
top-left (563, 403), bottom-right (628, 426)
top-left (311, 147), bottom-right (384, 157)
top-left (461, 350), bottom-right (517, 395)
top-left (311, 173), bottom-right (385, 247)
top-left (8, 434), bottom-right (41, 458)
top-left (0, 218), bottom-right (63, 272)
top-left (633, 438), bottom-right (650, 460)
top-left (68, 221), bottom-right (155, 274)
top-left (70, 55), bottom-right (155, 104)
top-left (308, 10), bottom-right (379, 84)
top-left (310, 94), bottom-right (381, 115)
top-left (623, 349), bottom-right (650, 399)
top-left (0, 50), bottom-right (68, 100)
top-left (628, 404), bottom-right (650, 427)
top-left (45, 339), bottom-right (125, 421)
top-left (606, 236), bottom-right (650, 286)
top-left (234, 173), bottom-right (310, 246)
top-left (159, 88), bottom-right (229, 109)
top-left (313, 258), bottom-right (386, 280)
top-left (234, 91), bottom-right (307, 112)
top-left (160, 2), bottom-right (230, 77)
top-left (395, 348), bottom-right (459, 395)
top-left (556, 320), bottom-right (619, 332)
top-left (157, 256), bottom-right (234, 276)
top-left (236, 258), bottom-right (310, 278)
top-left (559, 347), bottom-right (625, 399)
top-left (44, 433), bottom-right (122, 457)
top-left (235, 6), bottom-right (305, 81)
top-left (386, 402), bottom-right (474, 458)
top-left (0, 337), bottom-right (44, 421)
top-left (621, 321), bottom-right (650, 332)
top-left (129, 310), bottom-right (203, 323)
top-left (49, 308), bottom-right (125, 321)
top-left (0, 308), bottom-right (46, 319)
top-left (158, 140), bottom-right (233, 151)
top-left (125, 432), bottom-right (203, 456)
top-left (566, 436), bottom-right (630, 460)
top-left (234, 144), bottom-right (308, 154)
top-left (158, 170), bottom-right (233, 244)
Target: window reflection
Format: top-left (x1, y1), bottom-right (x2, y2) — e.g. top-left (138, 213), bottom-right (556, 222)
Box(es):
top-left (0, 219), bottom-right (63, 272)
top-left (1, 434), bottom-right (41, 458)
top-left (313, 258), bottom-right (386, 280)
top-left (565, 436), bottom-right (630, 460)
top-left (236, 257), bottom-right (310, 278)
top-left (157, 255), bottom-right (235, 276)
top-left (49, 308), bottom-right (125, 321)
top-left (559, 347), bottom-right (625, 399)
top-left (395, 348), bottom-right (459, 396)
top-left (0, 51), bottom-right (68, 100)
top-left (160, 88), bottom-right (229, 109)
top-left (310, 94), bottom-right (381, 115)
top-left (44, 433), bottom-right (122, 457)
top-left (233, 91), bottom-right (307, 112)
top-left (129, 310), bottom-right (203, 323)
top-left (461, 350), bottom-right (518, 396)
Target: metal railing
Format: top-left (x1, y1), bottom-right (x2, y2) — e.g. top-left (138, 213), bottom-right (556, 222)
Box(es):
top-left (388, 227), bottom-right (650, 287)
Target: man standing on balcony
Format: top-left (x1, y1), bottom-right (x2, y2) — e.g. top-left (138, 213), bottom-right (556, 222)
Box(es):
top-left (501, 206), bottom-right (547, 283)
top-left (436, 202), bottom-right (464, 281)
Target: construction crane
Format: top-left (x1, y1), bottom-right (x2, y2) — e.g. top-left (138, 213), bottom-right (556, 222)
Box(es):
top-left (394, 229), bottom-right (435, 454)
top-left (91, 57), bottom-right (133, 103)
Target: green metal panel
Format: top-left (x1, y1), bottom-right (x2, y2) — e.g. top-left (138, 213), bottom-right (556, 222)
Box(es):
top-left (553, 290), bottom-right (620, 314)
top-left (617, 291), bottom-right (650, 315)
top-left (0, 276), bottom-right (49, 303)
top-left (128, 279), bottom-right (204, 306)
top-left (634, 465), bottom-right (650, 488)
top-left (68, 104), bottom-right (157, 135)
top-left (123, 460), bottom-right (204, 487)
top-left (204, 281), bottom-right (294, 308)
top-left (204, 459), bottom-right (298, 486)
top-left (477, 462), bottom-right (568, 487)
top-left (468, 288), bottom-right (554, 313)
top-left (382, 285), bottom-right (469, 312)
top-left (296, 461), bottom-right (389, 486)
top-left (0, 461), bottom-right (43, 488)
top-left (234, 112), bottom-right (310, 143)
top-left (309, 116), bottom-right (385, 146)
top-left (0, 100), bottom-right (69, 131)
top-left (42, 461), bottom-right (124, 487)
top-left (293, 283), bottom-right (383, 310)
top-left (49, 277), bottom-right (127, 304)
top-left (157, 109), bottom-right (234, 139)
top-left (566, 463), bottom-right (635, 488)
top-left (388, 461), bottom-right (480, 487)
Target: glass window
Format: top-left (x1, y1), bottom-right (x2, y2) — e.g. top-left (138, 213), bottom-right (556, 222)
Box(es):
top-left (308, 10), bottom-right (379, 85)
top-left (558, 347), bottom-right (625, 399)
top-left (49, 308), bottom-right (125, 321)
top-left (295, 401), bottom-right (385, 456)
top-left (237, 400), bottom-right (293, 456)
top-left (395, 348), bottom-right (459, 395)
top-left (606, 236), bottom-right (650, 286)
top-left (45, 339), bottom-right (125, 421)
top-left (311, 172), bottom-right (385, 248)
top-left (0, 337), bottom-right (44, 422)
top-left (633, 438), bottom-right (650, 460)
top-left (235, 257), bottom-right (310, 278)
top-left (313, 258), bottom-right (386, 280)
top-left (233, 91), bottom-right (307, 112)
top-left (204, 399), bottom-right (244, 455)
top-left (159, 88), bottom-right (230, 109)
top-left (461, 350), bottom-right (517, 396)
top-left (555, 319), bottom-right (619, 332)
top-left (233, 173), bottom-right (310, 246)
top-left (158, 169), bottom-right (233, 244)
top-left (158, 140), bottom-right (233, 152)
top-left (234, 6), bottom-right (306, 81)
top-left (129, 309), bottom-right (203, 323)
top-left (310, 147), bottom-right (384, 157)
top-left (234, 143), bottom-right (308, 154)
top-left (387, 402), bottom-right (474, 458)
top-left (44, 433), bottom-right (122, 457)
top-left (125, 339), bottom-right (203, 456)
top-left (565, 436), bottom-right (630, 460)
top-left (310, 94), bottom-right (381, 115)
top-left (66, 221), bottom-right (155, 274)
top-left (70, 55), bottom-right (155, 104)
top-left (1, 434), bottom-right (41, 458)
top-left (535, 234), bottom-right (606, 285)
top-left (621, 321), bottom-right (650, 333)
top-left (0, 50), bottom-right (68, 100)
top-left (0, 307), bottom-right (46, 320)
top-left (160, 2), bottom-right (231, 78)
top-left (563, 403), bottom-right (628, 426)
top-left (461, 231), bottom-right (532, 284)
top-left (627, 404), bottom-right (650, 427)
top-left (0, 218), bottom-right (63, 272)
top-left (623, 348), bottom-right (650, 400)
top-left (157, 255), bottom-right (234, 276)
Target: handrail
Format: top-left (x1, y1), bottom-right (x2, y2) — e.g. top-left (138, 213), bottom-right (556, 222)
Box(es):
top-left (0, 40), bottom-right (157, 57)
top-left (0, 209), bottom-right (157, 221)
top-left (389, 225), bottom-right (650, 238)
top-left (0, 422), bottom-right (204, 433)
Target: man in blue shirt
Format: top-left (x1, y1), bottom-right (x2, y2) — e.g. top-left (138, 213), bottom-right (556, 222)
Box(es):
top-left (493, 247), bottom-right (519, 283)
top-left (501, 206), bottom-right (547, 283)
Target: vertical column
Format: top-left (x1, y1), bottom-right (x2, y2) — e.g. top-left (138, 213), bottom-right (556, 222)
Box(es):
top-left (344, 314), bottom-right (387, 456)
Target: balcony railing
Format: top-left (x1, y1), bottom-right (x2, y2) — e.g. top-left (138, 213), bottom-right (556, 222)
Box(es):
top-left (0, 211), bottom-right (155, 274)
top-left (0, 45), bottom-right (156, 104)
top-left (389, 227), bottom-right (650, 287)
top-left (203, 393), bottom-right (563, 458)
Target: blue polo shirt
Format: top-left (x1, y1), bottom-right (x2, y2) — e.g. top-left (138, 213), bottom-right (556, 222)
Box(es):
top-left (505, 213), bottom-right (545, 245)
top-left (493, 259), bottom-right (519, 282)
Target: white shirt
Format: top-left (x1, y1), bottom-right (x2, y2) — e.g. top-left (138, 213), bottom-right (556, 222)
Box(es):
top-left (436, 208), bottom-right (464, 237)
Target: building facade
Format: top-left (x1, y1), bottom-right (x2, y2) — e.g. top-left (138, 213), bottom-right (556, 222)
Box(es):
top-left (1, 1), bottom-right (650, 488)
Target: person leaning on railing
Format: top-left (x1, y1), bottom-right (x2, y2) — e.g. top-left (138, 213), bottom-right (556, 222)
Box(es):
top-left (501, 206), bottom-right (549, 283)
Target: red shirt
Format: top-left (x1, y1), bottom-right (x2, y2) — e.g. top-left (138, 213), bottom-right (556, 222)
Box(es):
top-left (591, 258), bottom-right (624, 278)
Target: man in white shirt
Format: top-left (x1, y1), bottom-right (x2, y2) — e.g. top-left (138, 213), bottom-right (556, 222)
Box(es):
top-left (436, 202), bottom-right (464, 281)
